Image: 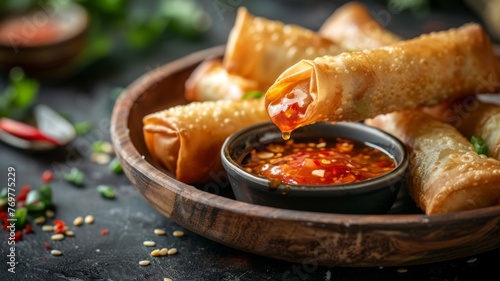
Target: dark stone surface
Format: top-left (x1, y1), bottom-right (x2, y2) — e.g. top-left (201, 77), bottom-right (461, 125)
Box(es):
top-left (1, 1), bottom-right (498, 280)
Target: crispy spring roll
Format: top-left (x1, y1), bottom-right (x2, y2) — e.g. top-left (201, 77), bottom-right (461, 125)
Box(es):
top-left (265, 23), bottom-right (500, 134)
top-left (143, 98), bottom-right (269, 183)
top-left (319, 1), bottom-right (401, 50)
top-left (223, 7), bottom-right (345, 89)
top-left (366, 110), bottom-right (500, 214)
top-left (185, 59), bottom-right (261, 101)
top-left (424, 96), bottom-right (500, 159)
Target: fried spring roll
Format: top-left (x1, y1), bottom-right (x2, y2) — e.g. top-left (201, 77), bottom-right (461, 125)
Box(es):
top-left (223, 7), bottom-right (345, 89)
top-left (366, 110), bottom-right (500, 214)
top-left (265, 23), bottom-right (500, 134)
top-left (319, 1), bottom-right (401, 50)
top-left (143, 98), bottom-right (269, 183)
top-left (424, 96), bottom-right (500, 159)
top-left (185, 59), bottom-right (261, 101)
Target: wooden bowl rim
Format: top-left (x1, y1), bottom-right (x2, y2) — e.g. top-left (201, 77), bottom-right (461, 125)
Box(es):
top-left (111, 44), bottom-right (500, 227)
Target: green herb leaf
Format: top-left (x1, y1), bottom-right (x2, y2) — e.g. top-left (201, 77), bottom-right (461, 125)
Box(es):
top-left (63, 168), bottom-right (85, 186)
top-left (241, 91), bottom-right (264, 99)
top-left (97, 185), bottom-right (115, 199)
top-left (15, 207), bottom-right (27, 228)
top-left (0, 67), bottom-right (38, 119)
top-left (0, 187), bottom-right (7, 198)
top-left (74, 121), bottom-right (92, 135)
top-left (471, 135), bottom-right (488, 155)
top-left (39, 185), bottom-right (52, 206)
top-left (108, 157), bottom-right (123, 174)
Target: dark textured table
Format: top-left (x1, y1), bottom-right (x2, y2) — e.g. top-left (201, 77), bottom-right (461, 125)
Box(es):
top-left (1, 1), bottom-right (499, 280)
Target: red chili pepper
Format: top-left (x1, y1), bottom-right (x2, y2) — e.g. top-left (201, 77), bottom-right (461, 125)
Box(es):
top-left (53, 220), bottom-right (66, 234)
top-left (44, 242), bottom-right (51, 250)
top-left (0, 118), bottom-right (61, 145)
top-left (101, 229), bottom-right (109, 235)
top-left (14, 231), bottom-right (23, 242)
top-left (23, 223), bottom-right (33, 234)
top-left (17, 185), bottom-right (32, 201)
top-left (376, 161), bottom-right (391, 168)
top-left (41, 170), bottom-right (53, 183)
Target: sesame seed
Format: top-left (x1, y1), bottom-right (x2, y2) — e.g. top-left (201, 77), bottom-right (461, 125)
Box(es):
top-left (84, 215), bottom-right (94, 224)
top-left (91, 152), bottom-right (111, 165)
top-left (164, 278), bottom-right (173, 281)
top-left (167, 248), bottom-right (177, 255)
top-left (151, 249), bottom-right (161, 257)
top-left (73, 216), bottom-right (83, 226)
top-left (466, 257), bottom-right (477, 263)
top-left (34, 216), bottom-right (46, 225)
top-left (139, 260), bottom-right (150, 266)
top-left (159, 248), bottom-right (168, 256)
top-left (50, 250), bottom-right (62, 256)
top-left (65, 230), bottom-right (75, 237)
top-left (172, 230), bottom-right (184, 237)
top-left (143, 241), bottom-right (156, 247)
top-left (397, 268), bottom-right (408, 273)
top-left (51, 234), bottom-right (65, 241)
top-left (45, 209), bottom-right (55, 218)
top-left (154, 229), bottom-right (165, 235)
top-left (42, 225), bottom-right (54, 232)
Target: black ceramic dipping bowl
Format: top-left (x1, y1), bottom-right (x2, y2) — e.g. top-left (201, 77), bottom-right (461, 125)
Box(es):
top-left (221, 121), bottom-right (409, 214)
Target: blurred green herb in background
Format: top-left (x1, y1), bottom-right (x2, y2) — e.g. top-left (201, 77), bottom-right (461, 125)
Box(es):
top-left (0, 67), bottom-right (38, 119)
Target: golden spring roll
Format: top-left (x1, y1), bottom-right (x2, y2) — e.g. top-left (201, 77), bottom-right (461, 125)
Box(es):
top-left (319, 1), bottom-right (401, 50)
top-left (185, 59), bottom-right (261, 101)
top-left (366, 110), bottom-right (500, 214)
top-left (265, 23), bottom-right (500, 134)
top-left (223, 7), bottom-right (345, 89)
top-left (143, 98), bottom-right (269, 184)
top-left (424, 96), bottom-right (500, 159)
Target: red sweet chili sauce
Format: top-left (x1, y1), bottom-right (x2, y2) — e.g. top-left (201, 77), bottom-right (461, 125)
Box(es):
top-left (241, 137), bottom-right (395, 185)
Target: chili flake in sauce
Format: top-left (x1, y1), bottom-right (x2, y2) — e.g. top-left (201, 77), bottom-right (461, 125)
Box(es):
top-left (241, 138), bottom-right (395, 185)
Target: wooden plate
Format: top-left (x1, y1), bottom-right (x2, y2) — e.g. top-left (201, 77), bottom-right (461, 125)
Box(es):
top-left (110, 45), bottom-right (500, 267)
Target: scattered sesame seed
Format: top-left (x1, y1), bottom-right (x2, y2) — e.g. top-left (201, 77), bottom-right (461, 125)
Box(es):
top-left (84, 215), bottom-right (94, 224)
top-left (42, 225), bottom-right (54, 232)
top-left (139, 260), bottom-right (150, 266)
top-left (167, 248), bottom-right (178, 255)
top-left (143, 241), bottom-right (156, 247)
top-left (51, 234), bottom-right (65, 241)
top-left (65, 230), bottom-right (75, 237)
top-left (154, 229), bottom-right (166, 235)
top-left (164, 278), bottom-right (173, 281)
top-left (73, 216), bottom-right (83, 226)
top-left (397, 268), bottom-right (408, 273)
top-left (45, 209), bottom-right (55, 218)
top-left (159, 248), bottom-right (168, 256)
top-left (50, 250), bottom-right (62, 256)
top-left (91, 152), bottom-right (111, 165)
top-left (100, 141), bottom-right (114, 154)
top-left (151, 249), bottom-right (161, 257)
top-left (466, 257), bottom-right (477, 263)
top-left (172, 230), bottom-right (184, 237)
top-left (34, 216), bottom-right (46, 225)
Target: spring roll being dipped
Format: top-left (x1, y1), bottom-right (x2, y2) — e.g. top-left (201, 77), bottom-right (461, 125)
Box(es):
top-left (265, 23), bottom-right (500, 135)
top-left (143, 98), bottom-right (269, 184)
top-left (319, 1), bottom-right (401, 50)
top-left (424, 96), bottom-right (500, 159)
top-left (365, 110), bottom-right (500, 214)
